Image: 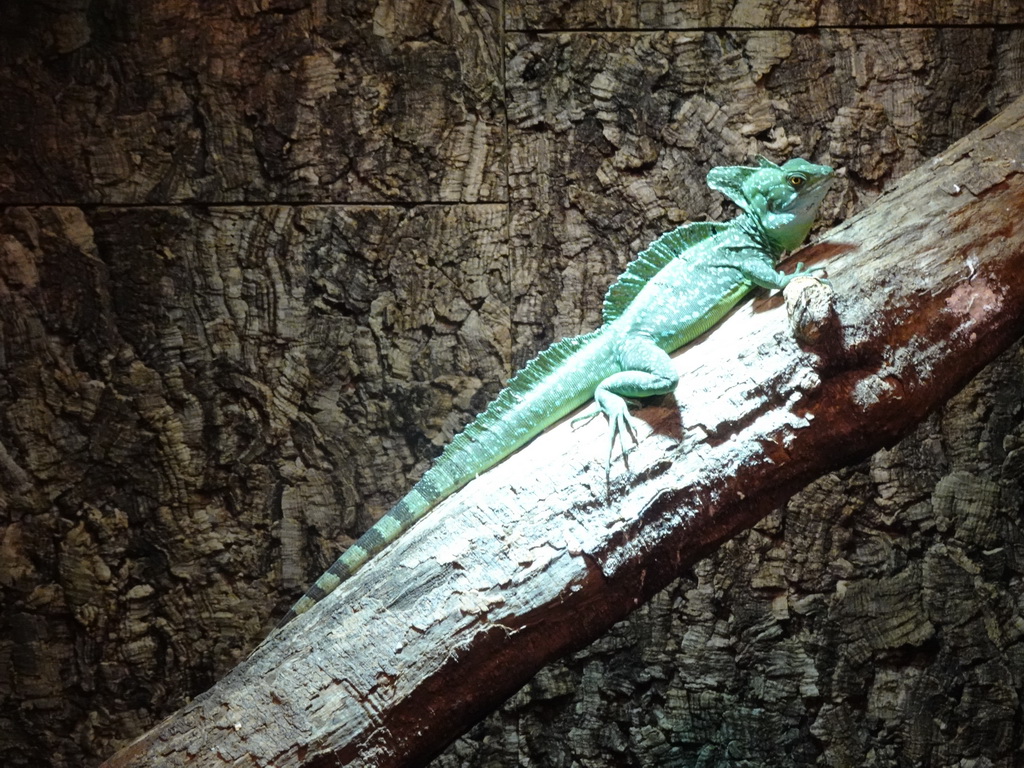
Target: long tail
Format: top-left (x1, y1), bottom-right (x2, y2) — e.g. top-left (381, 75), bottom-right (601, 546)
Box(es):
top-left (277, 329), bottom-right (608, 628)
top-left (276, 463), bottom-right (466, 626)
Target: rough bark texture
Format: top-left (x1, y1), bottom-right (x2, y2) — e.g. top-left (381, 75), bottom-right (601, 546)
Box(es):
top-left (97, 94), bottom-right (1024, 768)
top-left (1, 1), bottom-right (1023, 767)
top-left (439, 341), bottom-right (1024, 768)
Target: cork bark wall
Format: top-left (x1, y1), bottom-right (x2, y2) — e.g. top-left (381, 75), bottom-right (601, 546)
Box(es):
top-left (1, 1), bottom-right (1023, 767)
top-left (434, 346), bottom-right (1024, 767)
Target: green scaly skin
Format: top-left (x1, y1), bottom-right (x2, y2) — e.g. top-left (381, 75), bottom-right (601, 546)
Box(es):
top-left (277, 157), bottom-right (835, 628)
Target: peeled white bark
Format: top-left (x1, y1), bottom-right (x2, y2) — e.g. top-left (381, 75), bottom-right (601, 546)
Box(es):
top-left (103, 94), bottom-right (1024, 768)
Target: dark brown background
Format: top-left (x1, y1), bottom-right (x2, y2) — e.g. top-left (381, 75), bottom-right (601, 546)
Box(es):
top-left (2, 1), bottom-right (1024, 766)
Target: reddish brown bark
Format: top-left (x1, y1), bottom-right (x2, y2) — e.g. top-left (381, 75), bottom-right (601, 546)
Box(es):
top-left (102, 95), bottom-right (1024, 768)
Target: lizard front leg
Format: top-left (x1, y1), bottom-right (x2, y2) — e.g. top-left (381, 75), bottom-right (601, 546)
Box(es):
top-left (594, 334), bottom-right (678, 470)
top-left (725, 250), bottom-right (824, 290)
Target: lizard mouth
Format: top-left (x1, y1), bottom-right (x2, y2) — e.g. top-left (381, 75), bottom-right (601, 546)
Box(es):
top-left (786, 172), bottom-right (835, 216)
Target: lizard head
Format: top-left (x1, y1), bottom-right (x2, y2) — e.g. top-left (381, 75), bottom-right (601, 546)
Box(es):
top-left (708, 157), bottom-right (835, 252)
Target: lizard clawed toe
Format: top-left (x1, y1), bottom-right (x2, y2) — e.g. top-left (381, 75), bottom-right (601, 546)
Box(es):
top-left (604, 402), bottom-right (640, 473)
top-left (273, 157), bottom-right (836, 632)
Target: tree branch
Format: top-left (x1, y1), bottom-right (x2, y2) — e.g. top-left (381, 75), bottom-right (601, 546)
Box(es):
top-left (102, 94), bottom-right (1024, 768)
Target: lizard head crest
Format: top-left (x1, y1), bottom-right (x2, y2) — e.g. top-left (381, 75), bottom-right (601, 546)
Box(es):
top-left (708, 156), bottom-right (835, 251)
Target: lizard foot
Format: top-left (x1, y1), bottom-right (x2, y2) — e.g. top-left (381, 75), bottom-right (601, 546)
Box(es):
top-left (604, 398), bottom-right (640, 473)
top-left (790, 261), bottom-right (829, 285)
top-left (571, 409), bottom-right (602, 429)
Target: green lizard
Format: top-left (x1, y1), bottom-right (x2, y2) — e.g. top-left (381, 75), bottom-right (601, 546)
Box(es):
top-left (278, 156), bottom-right (834, 627)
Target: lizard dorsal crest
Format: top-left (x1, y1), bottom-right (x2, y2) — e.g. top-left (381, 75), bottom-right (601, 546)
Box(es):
top-left (441, 330), bottom-right (601, 458)
top-left (602, 221), bottom-right (727, 323)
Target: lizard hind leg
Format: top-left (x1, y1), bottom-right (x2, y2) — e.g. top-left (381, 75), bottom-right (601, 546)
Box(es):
top-left (594, 336), bottom-right (678, 471)
top-left (594, 387), bottom-right (640, 470)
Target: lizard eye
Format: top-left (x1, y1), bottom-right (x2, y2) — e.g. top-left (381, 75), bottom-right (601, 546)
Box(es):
top-left (788, 174), bottom-right (805, 187)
